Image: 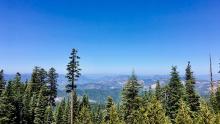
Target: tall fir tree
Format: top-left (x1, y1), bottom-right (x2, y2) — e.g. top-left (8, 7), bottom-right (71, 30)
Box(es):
top-left (143, 96), bottom-right (171, 124)
top-left (0, 69), bottom-right (5, 95)
top-left (79, 94), bottom-right (90, 111)
top-left (34, 86), bottom-right (49, 124)
top-left (106, 104), bottom-right (123, 124)
top-left (11, 73), bottom-right (25, 124)
top-left (121, 71), bottom-right (142, 124)
top-left (47, 67), bottom-right (58, 106)
top-left (175, 99), bottom-right (193, 124)
top-left (0, 81), bottom-right (16, 124)
top-left (28, 67), bottom-right (47, 94)
top-left (185, 62), bottom-right (200, 112)
top-left (55, 99), bottom-right (66, 124)
top-left (66, 48), bottom-right (81, 124)
top-left (93, 104), bottom-right (103, 124)
top-left (77, 106), bottom-right (93, 124)
top-left (28, 93), bottom-right (38, 124)
top-left (216, 84), bottom-right (220, 112)
top-left (104, 96), bottom-right (114, 122)
top-left (44, 106), bottom-right (54, 124)
top-left (155, 80), bottom-right (162, 101)
top-left (63, 98), bottom-right (71, 124)
top-left (166, 66), bottom-right (184, 121)
top-left (194, 101), bottom-right (215, 124)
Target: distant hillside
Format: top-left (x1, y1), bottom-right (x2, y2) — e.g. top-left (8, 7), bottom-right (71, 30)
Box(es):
top-left (4, 73), bottom-right (219, 103)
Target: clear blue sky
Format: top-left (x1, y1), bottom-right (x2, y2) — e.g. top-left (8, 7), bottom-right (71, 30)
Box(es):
top-left (0, 0), bottom-right (220, 75)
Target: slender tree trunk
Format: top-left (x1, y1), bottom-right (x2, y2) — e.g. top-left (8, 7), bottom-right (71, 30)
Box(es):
top-left (71, 90), bottom-right (74, 124)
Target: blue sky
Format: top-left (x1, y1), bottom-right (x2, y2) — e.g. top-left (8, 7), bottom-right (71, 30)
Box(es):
top-left (0, 0), bottom-right (220, 75)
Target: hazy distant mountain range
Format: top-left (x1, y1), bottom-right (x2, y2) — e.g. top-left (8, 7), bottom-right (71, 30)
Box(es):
top-left (4, 73), bottom-right (220, 103)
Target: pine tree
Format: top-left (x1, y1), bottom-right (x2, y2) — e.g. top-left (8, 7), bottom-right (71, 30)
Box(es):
top-left (175, 99), bottom-right (193, 124)
top-left (143, 96), bottom-right (171, 124)
top-left (0, 69), bottom-right (5, 95)
top-left (77, 106), bottom-right (93, 124)
top-left (55, 99), bottom-right (65, 124)
top-left (195, 101), bottom-right (215, 124)
top-left (185, 62), bottom-right (200, 112)
top-left (27, 93), bottom-right (38, 124)
top-left (215, 113), bottom-right (220, 124)
top-left (155, 80), bottom-right (162, 101)
top-left (108, 104), bottom-right (123, 124)
top-left (63, 98), bottom-right (71, 124)
top-left (66, 48), bottom-right (81, 124)
top-left (47, 67), bottom-right (58, 106)
top-left (11, 73), bottom-right (25, 124)
top-left (121, 71), bottom-right (141, 124)
top-left (44, 106), bottom-right (54, 124)
top-left (28, 67), bottom-right (47, 94)
top-left (0, 81), bottom-right (16, 124)
top-left (216, 84), bottom-right (220, 112)
top-left (34, 86), bottom-right (49, 124)
top-left (167, 66), bottom-right (184, 121)
top-left (79, 94), bottom-right (90, 111)
top-left (93, 104), bottom-right (103, 124)
top-left (103, 96), bottom-right (114, 122)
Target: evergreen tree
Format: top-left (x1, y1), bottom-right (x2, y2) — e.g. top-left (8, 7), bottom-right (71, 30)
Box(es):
top-left (155, 80), bottom-right (162, 101)
top-left (47, 67), bottom-right (58, 106)
top-left (185, 62), bottom-right (200, 112)
top-left (39, 68), bottom-right (47, 85)
top-left (143, 96), bottom-right (171, 124)
top-left (28, 67), bottom-right (46, 94)
top-left (195, 101), bottom-right (215, 124)
top-left (93, 104), bottom-right (103, 124)
top-left (11, 73), bottom-right (25, 124)
top-left (0, 81), bottom-right (16, 124)
top-left (215, 113), bottom-right (220, 124)
top-left (63, 98), bottom-right (71, 124)
top-left (107, 104), bottom-right (123, 124)
top-left (77, 106), bottom-right (93, 124)
top-left (44, 106), bottom-right (54, 124)
top-left (121, 71), bottom-right (141, 124)
top-left (175, 99), bottom-right (193, 124)
top-left (55, 99), bottom-right (66, 124)
top-left (0, 69), bottom-right (5, 95)
top-left (79, 94), bottom-right (90, 111)
top-left (216, 84), bottom-right (220, 112)
top-left (27, 93), bottom-right (38, 124)
top-left (104, 96), bottom-right (114, 122)
top-left (167, 66), bottom-right (184, 121)
top-left (66, 48), bottom-right (81, 124)
top-left (34, 86), bottom-right (49, 124)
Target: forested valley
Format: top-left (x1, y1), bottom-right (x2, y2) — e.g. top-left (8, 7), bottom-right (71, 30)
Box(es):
top-left (1, 49), bottom-right (220, 124)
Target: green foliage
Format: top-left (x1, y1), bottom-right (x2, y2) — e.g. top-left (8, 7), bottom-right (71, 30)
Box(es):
top-left (34, 86), bottom-right (49, 124)
top-left (47, 67), bottom-right (58, 106)
top-left (44, 106), bottom-right (54, 124)
top-left (143, 96), bottom-right (171, 124)
top-left (0, 69), bottom-right (5, 95)
top-left (185, 62), bottom-right (200, 112)
top-left (155, 80), bottom-right (162, 101)
top-left (0, 81), bottom-right (16, 124)
top-left (175, 99), bottom-right (193, 124)
top-left (77, 106), bottom-right (93, 124)
top-left (66, 48), bottom-right (81, 124)
top-left (195, 101), bottom-right (215, 124)
top-left (216, 84), bottom-right (220, 112)
top-left (107, 104), bottom-right (123, 124)
top-left (55, 99), bottom-right (66, 124)
top-left (166, 66), bottom-right (184, 121)
top-left (79, 94), bottom-right (90, 111)
top-left (121, 71), bottom-right (142, 123)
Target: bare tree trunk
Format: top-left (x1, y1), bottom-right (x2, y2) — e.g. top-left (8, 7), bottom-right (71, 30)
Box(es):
top-left (71, 90), bottom-right (74, 124)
